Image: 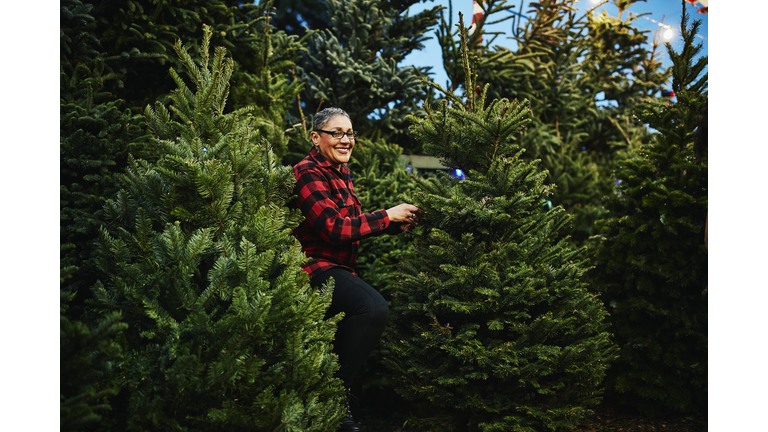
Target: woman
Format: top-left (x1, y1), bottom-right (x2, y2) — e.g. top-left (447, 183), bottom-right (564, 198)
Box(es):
top-left (292, 107), bottom-right (421, 431)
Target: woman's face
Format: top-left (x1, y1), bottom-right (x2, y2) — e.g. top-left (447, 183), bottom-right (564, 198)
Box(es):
top-left (312, 115), bottom-right (354, 170)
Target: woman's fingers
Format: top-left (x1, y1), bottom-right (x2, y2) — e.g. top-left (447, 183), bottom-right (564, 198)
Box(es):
top-left (386, 203), bottom-right (423, 225)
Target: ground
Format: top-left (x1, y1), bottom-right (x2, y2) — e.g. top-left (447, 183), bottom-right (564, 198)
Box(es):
top-left (563, 405), bottom-right (706, 432)
top-left (355, 397), bottom-right (707, 432)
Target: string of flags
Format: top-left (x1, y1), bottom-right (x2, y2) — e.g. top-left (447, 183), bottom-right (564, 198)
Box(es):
top-left (639, 13), bottom-right (707, 41)
top-left (685, 0), bottom-right (708, 15)
top-left (469, 0), bottom-right (706, 42)
top-left (465, 0), bottom-right (703, 100)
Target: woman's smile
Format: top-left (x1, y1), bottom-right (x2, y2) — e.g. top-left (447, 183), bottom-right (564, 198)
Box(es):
top-left (312, 114), bottom-right (355, 169)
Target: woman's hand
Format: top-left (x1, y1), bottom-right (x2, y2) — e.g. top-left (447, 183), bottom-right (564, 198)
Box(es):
top-left (386, 203), bottom-right (423, 231)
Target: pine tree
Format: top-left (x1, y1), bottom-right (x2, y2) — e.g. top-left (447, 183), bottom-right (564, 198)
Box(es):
top-left (434, 0), bottom-right (671, 247)
top-left (61, 0), bottom-right (153, 299)
top-left (588, 3), bottom-right (707, 417)
top-left (86, 1), bottom-right (307, 127)
top-left (268, 0), bottom-right (332, 36)
top-left (62, 0), bottom-right (309, 296)
top-left (91, 26), bottom-right (346, 431)
top-left (383, 16), bottom-right (616, 431)
top-left (292, 0), bottom-right (442, 153)
top-left (223, 1), bottom-right (310, 159)
top-left (60, 286), bottom-right (127, 432)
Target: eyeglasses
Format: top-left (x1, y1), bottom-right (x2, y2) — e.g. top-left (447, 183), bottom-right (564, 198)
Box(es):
top-left (314, 129), bottom-right (358, 140)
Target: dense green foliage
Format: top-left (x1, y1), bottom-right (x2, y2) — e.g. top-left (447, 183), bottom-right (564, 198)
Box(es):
top-left (60, 0), bottom-right (708, 428)
top-left (61, 0), bottom-right (308, 298)
top-left (90, 27), bottom-right (346, 431)
top-left (61, 0), bottom-right (153, 298)
top-left (588, 5), bottom-right (708, 416)
top-left (348, 138), bottom-right (419, 295)
top-left (291, 0), bottom-right (442, 154)
top-left (60, 285), bottom-right (127, 432)
top-left (383, 20), bottom-right (617, 431)
top-left (435, 0), bottom-right (671, 246)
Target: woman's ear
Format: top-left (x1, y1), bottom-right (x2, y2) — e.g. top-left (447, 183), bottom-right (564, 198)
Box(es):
top-left (309, 132), bottom-right (319, 150)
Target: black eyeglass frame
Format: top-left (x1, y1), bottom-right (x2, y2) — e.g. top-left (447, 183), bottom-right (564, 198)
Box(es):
top-left (314, 129), bottom-right (358, 140)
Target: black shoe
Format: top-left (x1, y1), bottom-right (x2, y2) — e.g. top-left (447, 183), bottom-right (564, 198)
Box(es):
top-left (337, 388), bottom-right (361, 432)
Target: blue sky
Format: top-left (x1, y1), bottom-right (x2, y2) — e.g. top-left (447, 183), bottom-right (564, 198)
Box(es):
top-left (402, 0), bottom-right (709, 90)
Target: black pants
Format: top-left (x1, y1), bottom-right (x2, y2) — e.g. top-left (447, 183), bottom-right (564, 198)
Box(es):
top-left (310, 267), bottom-right (389, 389)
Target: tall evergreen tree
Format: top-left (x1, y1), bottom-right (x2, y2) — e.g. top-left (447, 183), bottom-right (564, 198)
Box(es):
top-left (434, 0), bottom-right (671, 247)
top-left (61, 0), bottom-right (153, 299)
top-left (291, 0), bottom-right (442, 154)
top-left (268, 0), bottom-right (332, 36)
top-left (588, 3), bottom-right (708, 417)
top-left (91, 27), bottom-right (346, 431)
top-left (60, 286), bottom-right (127, 432)
top-left (62, 0), bottom-right (309, 297)
top-left (86, 1), bottom-right (308, 127)
top-left (222, 2), bottom-right (310, 160)
top-left (383, 16), bottom-right (616, 431)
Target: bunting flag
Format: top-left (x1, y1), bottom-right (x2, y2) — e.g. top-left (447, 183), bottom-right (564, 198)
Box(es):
top-left (685, 0), bottom-right (708, 14)
top-left (640, 14), bottom-right (708, 40)
top-left (468, 0), bottom-right (485, 40)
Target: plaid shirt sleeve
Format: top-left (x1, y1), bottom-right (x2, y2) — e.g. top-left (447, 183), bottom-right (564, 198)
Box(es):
top-left (294, 164), bottom-right (390, 245)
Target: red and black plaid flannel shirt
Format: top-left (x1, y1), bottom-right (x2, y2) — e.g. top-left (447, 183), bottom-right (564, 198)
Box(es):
top-left (292, 148), bottom-right (391, 278)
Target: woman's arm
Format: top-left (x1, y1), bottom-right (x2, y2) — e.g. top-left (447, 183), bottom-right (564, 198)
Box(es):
top-left (295, 168), bottom-right (390, 244)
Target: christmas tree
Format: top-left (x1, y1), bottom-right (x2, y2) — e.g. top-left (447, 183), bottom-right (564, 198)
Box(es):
top-left (61, 0), bottom-right (153, 301)
top-left (85, 0), bottom-right (307, 132)
top-left (61, 0), bottom-right (309, 297)
top-left (61, 239), bottom-right (127, 431)
top-left (291, 0), bottom-right (442, 153)
top-left (434, 0), bottom-right (671, 247)
top-left (588, 2), bottom-right (708, 416)
top-left (383, 15), bottom-right (616, 431)
top-left (268, 0), bottom-right (332, 37)
top-left (91, 26), bottom-right (346, 430)
top-left (60, 286), bottom-right (127, 432)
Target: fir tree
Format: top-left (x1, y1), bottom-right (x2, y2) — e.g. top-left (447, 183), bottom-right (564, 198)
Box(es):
top-left (521, 0), bottom-right (670, 247)
top-left (383, 16), bottom-right (616, 431)
top-left (61, 245), bottom-right (128, 432)
top-left (61, 0), bottom-right (153, 298)
top-left (60, 287), bottom-right (127, 432)
top-left (86, 0), bottom-right (307, 127)
top-left (223, 1), bottom-right (310, 159)
top-left (62, 0), bottom-right (309, 297)
top-left (588, 3), bottom-right (708, 417)
top-left (269, 0), bottom-right (332, 37)
top-left (91, 26), bottom-right (346, 431)
top-left (293, 0), bottom-right (442, 152)
top-left (434, 0), bottom-right (671, 247)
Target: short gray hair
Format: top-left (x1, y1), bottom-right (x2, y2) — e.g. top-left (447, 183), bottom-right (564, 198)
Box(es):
top-left (313, 107), bottom-right (351, 130)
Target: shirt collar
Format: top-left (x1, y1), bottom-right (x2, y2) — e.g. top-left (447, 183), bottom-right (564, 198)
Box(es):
top-left (310, 147), bottom-right (350, 175)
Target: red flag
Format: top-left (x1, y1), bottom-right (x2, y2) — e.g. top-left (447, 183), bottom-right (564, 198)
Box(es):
top-left (685, 0), bottom-right (708, 14)
top-left (469, 0), bottom-right (485, 40)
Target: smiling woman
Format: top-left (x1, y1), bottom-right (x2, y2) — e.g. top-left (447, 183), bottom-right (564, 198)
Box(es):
top-left (291, 107), bottom-right (424, 432)
top-left (311, 109), bottom-right (357, 169)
